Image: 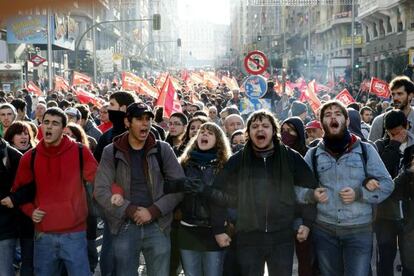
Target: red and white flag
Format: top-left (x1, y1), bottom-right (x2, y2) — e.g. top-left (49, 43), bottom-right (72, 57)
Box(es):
top-left (54, 76), bottom-right (70, 92)
top-left (369, 77), bottom-right (390, 98)
top-left (121, 71), bottom-right (140, 92)
top-left (73, 86), bottom-right (103, 108)
top-left (360, 79), bottom-right (371, 92)
top-left (304, 80), bottom-right (322, 114)
top-left (335, 89), bottom-right (355, 106)
top-left (26, 81), bottom-right (42, 96)
top-left (156, 75), bottom-right (181, 118)
top-left (72, 71), bottom-right (91, 86)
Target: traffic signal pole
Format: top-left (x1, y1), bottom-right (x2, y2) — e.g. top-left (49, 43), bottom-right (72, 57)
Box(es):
top-left (74, 15), bottom-right (160, 73)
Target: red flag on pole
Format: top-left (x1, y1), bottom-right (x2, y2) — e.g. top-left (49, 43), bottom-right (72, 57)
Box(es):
top-left (73, 87), bottom-right (103, 108)
top-left (369, 77), bottom-right (390, 98)
top-left (304, 80), bottom-right (322, 114)
top-left (335, 89), bottom-right (355, 106)
top-left (72, 71), bottom-right (91, 86)
top-left (26, 81), bottom-right (42, 96)
top-left (156, 75), bottom-right (181, 118)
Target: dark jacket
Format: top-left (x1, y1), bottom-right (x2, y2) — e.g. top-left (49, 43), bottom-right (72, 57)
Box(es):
top-left (94, 132), bottom-right (185, 234)
top-left (210, 142), bottom-right (318, 240)
top-left (180, 159), bottom-right (219, 227)
top-left (375, 135), bottom-right (414, 220)
top-left (84, 119), bottom-right (102, 143)
top-left (0, 140), bottom-right (22, 240)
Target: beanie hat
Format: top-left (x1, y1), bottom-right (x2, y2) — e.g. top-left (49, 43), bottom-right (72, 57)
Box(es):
top-left (291, 101), bottom-right (307, 117)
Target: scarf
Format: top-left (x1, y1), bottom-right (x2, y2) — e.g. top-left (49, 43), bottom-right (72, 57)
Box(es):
top-left (237, 140), bottom-right (294, 232)
top-left (189, 148), bottom-right (217, 165)
top-left (323, 128), bottom-right (351, 155)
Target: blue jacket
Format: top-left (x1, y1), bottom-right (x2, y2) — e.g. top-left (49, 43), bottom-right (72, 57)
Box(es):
top-left (301, 138), bottom-right (394, 226)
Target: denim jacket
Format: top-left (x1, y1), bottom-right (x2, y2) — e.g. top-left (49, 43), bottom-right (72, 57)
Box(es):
top-left (299, 139), bottom-right (394, 227)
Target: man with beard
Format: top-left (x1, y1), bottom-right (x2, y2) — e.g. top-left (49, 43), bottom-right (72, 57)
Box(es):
top-left (299, 100), bottom-right (394, 276)
top-left (369, 76), bottom-right (414, 142)
top-left (210, 109), bottom-right (318, 276)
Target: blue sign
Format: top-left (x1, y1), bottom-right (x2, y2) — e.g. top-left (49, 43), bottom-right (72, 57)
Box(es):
top-left (243, 75), bottom-right (267, 99)
top-left (239, 98), bottom-right (271, 115)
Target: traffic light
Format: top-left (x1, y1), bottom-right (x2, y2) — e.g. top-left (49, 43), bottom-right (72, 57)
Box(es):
top-left (152, 14), bottom-right (161, 31)
top-left (257, 35), bottom-right (262, 41)
top-left (177, 38), bottom-right (181, 47)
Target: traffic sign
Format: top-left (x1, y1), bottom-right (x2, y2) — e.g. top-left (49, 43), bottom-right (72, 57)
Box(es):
top-left (30, 54), bottom-right (46, 66)
top-left (243, 75), bottom-right (268, 99)
top-left (244, 50), bottom-right (269, 75)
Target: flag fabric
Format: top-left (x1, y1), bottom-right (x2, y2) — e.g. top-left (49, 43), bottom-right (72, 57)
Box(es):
top-left (73, 86), bottom-right (103, 108)
top-left (26, 81), bottom-right (42, 96)
top-left (72, 71), bottom-right (91, 86)
top-left (369, 77), bottom-right (390, 98)
top-left (304, 80), bottom-right (322, 114)
top-left (189, 72), bottom-right (204, 84)
top-left (335, 89), bottom-right (355, 106)
top-left (54, 76), bottom-right (70, 92)
top-left (137, 78), bottom-right (159, 98)
top-left (156, 75), bottom-right (181, 118)
top-left (222, 76), bottom-right (239, 91)
top-left (121, 71), bottom-right (141, 92)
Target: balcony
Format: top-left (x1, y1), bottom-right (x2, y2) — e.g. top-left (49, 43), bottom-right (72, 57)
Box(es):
top-left (358, 0), bottom-right (402, 19)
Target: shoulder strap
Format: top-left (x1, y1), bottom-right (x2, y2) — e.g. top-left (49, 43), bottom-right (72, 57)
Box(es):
top-left (156, 141), bottom-right (165, 179)
top-left (78, 143), bottom-right (84, 182)
top-left (31, 148), bottom-right (36, 179)
top-left (310, 146), bottom-right (320, 184)
top-left (360, 141), bottom-right (368, 177)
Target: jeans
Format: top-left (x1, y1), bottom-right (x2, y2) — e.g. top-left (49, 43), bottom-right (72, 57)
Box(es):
top-left (99, 221), bottom-right (115, 276)
top-left (313, 227), bottom-right (373, 276)
top-left (112, 221), bottom-right (171, 276)
top-left (0, 238), bottom-right (16, 276)
top-left (180, 249), bottom-right (224, 276)
top-left (33, 231), bottom-right (90, 276)
top-left (237, 238), bottom-right (294, 276)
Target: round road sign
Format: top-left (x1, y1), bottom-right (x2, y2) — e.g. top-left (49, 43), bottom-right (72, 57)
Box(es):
top-left (244, 50), bottom-right (269, 75)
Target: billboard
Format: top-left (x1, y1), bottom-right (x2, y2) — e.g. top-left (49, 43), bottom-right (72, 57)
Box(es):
top-left (7, 14), bottom-right (76, 50)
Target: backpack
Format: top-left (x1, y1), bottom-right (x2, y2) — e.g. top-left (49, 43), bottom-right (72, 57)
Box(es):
top-left (309, 141), bottom-right (369, 183)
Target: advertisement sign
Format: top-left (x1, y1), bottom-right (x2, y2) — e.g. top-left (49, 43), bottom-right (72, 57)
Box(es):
top-left (7, 15), bottom-right (75, 50)
top-left (243, 75), bottom-right (268, 99)
top-left (239, 98), bottom-right (271, 115)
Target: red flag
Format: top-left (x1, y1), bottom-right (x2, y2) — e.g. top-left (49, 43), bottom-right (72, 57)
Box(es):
top-left (156, 75), bottom-right (181, 118)
top-left (369, 77), bottom-right (390, 98)
top-left (121, 71), bottom-right (140, 91)
top-left (72, 71), bottom-right (91, 86)
top-left (54, 76), bottom-right (70, 92)
top-left (73, 87), bottom-right (103, 108)
top-left (304, 80), bottom-right (322, 114)
top-left (335, 89), bottom-right (355, 106)
top-left (26, 81), bottom-right (42, 96)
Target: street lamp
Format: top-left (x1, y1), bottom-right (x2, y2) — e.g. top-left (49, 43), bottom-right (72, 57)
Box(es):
top-left (74, 14), bottom-right (161, 75)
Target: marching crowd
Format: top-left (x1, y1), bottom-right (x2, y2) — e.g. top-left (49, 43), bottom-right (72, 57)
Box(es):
top-left (0, 72), bottom-right (413, 276)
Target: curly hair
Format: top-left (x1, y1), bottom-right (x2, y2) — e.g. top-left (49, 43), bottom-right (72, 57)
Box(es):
top-left (179, 122), bottom-right (231, 170)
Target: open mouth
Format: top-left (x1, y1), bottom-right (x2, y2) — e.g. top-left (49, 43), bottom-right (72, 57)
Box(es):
top-left (330, 122), bottom-right (339, 128)
top-left (200, 138), bottom-right (209, 144)
top-left (256, 134), bottom-right (266, 142)
top-left (45, 131), bottom-right (52, 138)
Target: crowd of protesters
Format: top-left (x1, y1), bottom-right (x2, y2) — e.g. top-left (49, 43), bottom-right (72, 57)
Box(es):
top-left (0, 69), bottom-right (413, 276)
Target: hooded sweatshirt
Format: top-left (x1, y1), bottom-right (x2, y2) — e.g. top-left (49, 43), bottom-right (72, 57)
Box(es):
top-left (12, 136), bottom-right (98, 233)
top-left (282, 117), bottom-right (307, 156)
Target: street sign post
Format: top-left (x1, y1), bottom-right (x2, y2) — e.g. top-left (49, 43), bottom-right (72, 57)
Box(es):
top-left (243, 75), bottom-right (268, 99)
top-left (244, 50), bottom-right (269, 75)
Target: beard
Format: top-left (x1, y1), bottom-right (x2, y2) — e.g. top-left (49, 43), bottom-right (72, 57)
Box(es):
top-left (323, 123), bottom-right (347, 140)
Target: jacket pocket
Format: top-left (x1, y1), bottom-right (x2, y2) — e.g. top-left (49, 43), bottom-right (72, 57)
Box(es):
top-left (39, 200), bottom-right (83, 232)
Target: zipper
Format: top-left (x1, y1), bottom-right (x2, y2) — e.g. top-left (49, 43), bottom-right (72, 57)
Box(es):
top-left (264, 157), bottom-right (269, 233)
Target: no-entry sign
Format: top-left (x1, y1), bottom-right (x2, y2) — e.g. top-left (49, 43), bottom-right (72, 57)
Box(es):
top-left (244, 50), bottom-right (269, 75)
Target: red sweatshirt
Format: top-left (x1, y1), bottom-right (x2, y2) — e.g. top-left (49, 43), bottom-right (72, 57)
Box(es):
top-left (12, 136), bottom-right (98, 233)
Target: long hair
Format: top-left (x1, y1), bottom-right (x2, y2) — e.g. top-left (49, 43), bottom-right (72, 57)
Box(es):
top-left (65, 122), bottom-right (90, 148)
top-left (4, 121), bottom-right (36, 149)
top-left (179, 122), bottom-right (231, 170)
top-left (180, 115), bottom-right (209, 148)
top-left (245, 109), bottom-right (280, 144)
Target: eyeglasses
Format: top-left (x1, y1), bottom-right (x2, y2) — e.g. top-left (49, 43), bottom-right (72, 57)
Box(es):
top-left (168, 122), bottom-right (183, 127)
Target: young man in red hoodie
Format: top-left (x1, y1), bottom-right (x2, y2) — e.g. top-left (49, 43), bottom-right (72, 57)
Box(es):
top-left (12, 107), bottom-right (98, 276)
